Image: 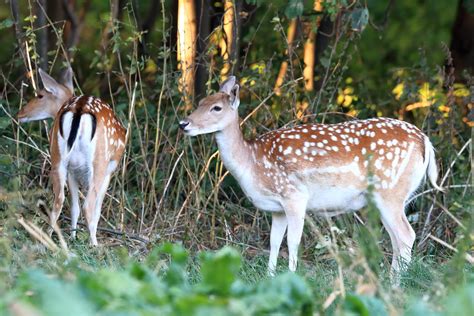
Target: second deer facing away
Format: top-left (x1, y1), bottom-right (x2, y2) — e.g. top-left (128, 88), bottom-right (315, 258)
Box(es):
top-left (180, 76), bottom-right (442, 279)
top-left (18, 69), bottom-right (126, 246)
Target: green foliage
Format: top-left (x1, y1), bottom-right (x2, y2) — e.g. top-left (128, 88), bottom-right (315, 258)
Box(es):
top-left (284, 0), bottom-right (304, 19)
top-left (343, 293), bottom-right (388, 316)
top-left (1, 244), bottom-right (315, 316)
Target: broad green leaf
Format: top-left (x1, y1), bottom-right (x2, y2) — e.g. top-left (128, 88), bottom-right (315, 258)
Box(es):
top-left (285, 0), bottom-right (304, 19)
top-left (343, 293), bottom-right (388, 316)
top-left (351, 8), bottom-right (369, 32)
top-left (199, 246), bottom-right (241, 296)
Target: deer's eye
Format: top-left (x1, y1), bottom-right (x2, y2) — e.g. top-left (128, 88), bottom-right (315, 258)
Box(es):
top-left (38, 94), bottom-right (44, 99)
top-left (211, 106), bottom-right (222, 112)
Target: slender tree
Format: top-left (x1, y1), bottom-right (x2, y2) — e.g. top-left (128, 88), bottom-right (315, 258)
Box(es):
top-left (274, 18), bottom-right (298, 96)
top-left (450, 0), bottom-right (474, 81)
top-left (177, 0), bottom-right (197, 109)
top-left (303, 0), bottom-right (323, 91)
top-left (220, 0), bottom-right (237, 80)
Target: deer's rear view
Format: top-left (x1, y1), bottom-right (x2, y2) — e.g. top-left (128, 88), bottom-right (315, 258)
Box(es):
top-left (18, 68), bottom-right (126, 245)
top-left (180, 76), bottom-right (442, 280)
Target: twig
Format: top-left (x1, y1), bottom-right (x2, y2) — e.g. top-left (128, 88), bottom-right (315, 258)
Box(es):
top-left (60, 215), bottom-right (149, 244)
top-left (407, 184), bottom-right (472, 204)
top-left (428, 234), bottom-right (473, 264)
top-left (149, 151), bottom-right (184, 235)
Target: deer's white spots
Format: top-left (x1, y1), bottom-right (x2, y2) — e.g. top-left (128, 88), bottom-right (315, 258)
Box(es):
top-left (345, 146), bottom-right (351, 152)
top-left (370, 142), bottom-right (377, 150)
top-left (379, 148), bottom-right (385, 155)
top-left (295, 149), bottom-right (302, 156)
top-left (386, 152), bottom-right (393, 160)
top-left (375, 159), bottom-right (383, 170)
top-left (331, 135), bottom-right (338, 141)
top-left (278, 145), bottom-right (283, 152)
top-left (332, 146), bottom-right (339, 152)
top-left (361, 148), bottom-right (367, 155)
top-left (283, 146), bottom-right (293, 155)
top-left (302, 128), bottom-right (308, 133)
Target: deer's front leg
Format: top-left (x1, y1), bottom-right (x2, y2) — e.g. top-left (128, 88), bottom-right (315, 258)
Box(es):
top-left (268, 212), bottom-right (288, 276)
top-left (283, 198), bottom-right (307, 272)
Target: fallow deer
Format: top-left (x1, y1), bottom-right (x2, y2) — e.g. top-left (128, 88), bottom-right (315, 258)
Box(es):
top-left (18, 68), bottom-right (126, 245)
top-left (179, 76), bottom-right (442, 279)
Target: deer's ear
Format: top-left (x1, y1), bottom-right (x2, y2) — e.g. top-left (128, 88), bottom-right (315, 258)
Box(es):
top-left (61, 66), bottom-right (74, 94)
top-left (219, 76), bottom-right (237, 95)
top-left (219, 76), bottom-right (240, 109)
top-left (39, 69), bottom-right (61, 96)
top-left (229, 84), bottom-right (240, 109)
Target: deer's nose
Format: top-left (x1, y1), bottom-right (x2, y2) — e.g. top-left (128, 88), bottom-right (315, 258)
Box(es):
top-left (179, 120), bottom-right (190, 130)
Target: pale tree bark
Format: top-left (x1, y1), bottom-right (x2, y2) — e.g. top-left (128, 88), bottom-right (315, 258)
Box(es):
top-left (177, 0), bottom-right (197, 110)
top-left (303, 0), bottom-right (323, 91)
top-left (274, 18), bottom-right (298, 96)
top-left (220, 0), bottom-right (237, 80)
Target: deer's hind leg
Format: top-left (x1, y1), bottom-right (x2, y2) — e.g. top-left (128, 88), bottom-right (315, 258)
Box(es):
top-left (374, 193), bottom-right (416, 282)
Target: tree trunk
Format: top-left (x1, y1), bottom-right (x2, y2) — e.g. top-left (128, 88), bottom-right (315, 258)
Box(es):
top-left (303, 0), bottom-right (323, 91)
top-left (220, 0), bottom-right (237, 80)
top-left (177, 0), bottom-right (197, 109)
top-left (450, 0), bottom-right (474, 81)
top-left (35, 0), bottom-right (48, 70)
top-left (195, 0), bottom-right (211, 99)
top-left (274, 18), bottom-right (298, 96)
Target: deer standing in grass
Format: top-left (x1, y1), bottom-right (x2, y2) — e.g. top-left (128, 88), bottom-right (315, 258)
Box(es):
top-left (179, 76), bottom-right (442, 279)
top-left (18, 68), bottom-right (126, 245)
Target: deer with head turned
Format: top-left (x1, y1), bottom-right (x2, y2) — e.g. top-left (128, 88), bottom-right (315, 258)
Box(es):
top-left (18, 68), bottom-right (126, 245)
top-left (179, 76), bottom-right (442, 280)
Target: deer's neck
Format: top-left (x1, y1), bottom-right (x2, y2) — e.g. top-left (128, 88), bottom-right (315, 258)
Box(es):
top-left (215, 119), bottom-right (254, 180)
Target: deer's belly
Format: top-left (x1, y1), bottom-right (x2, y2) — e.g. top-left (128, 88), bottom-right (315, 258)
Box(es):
top-left (242, 188), bottom-right (281, 211)
top-left (306, 185), bottom-right (366, 213)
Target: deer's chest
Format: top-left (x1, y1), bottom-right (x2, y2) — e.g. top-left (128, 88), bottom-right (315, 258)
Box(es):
top-left (236, 171), bottom-right (284, 212)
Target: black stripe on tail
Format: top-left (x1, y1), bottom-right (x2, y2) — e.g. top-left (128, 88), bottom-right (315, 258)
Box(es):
top-left (59, 110), bottom-right (97, 151)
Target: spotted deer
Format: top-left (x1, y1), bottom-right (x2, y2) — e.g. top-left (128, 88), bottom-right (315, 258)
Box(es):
top-left (179, 76), bottom-right (442, 279)
top-left (18, 68), bottom-right (126, 245)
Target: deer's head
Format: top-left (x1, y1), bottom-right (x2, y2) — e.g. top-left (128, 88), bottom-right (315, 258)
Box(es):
top-left (18, 68), bottom-right (74, 123)
top-left (179, 76), bottom-right (240, 136)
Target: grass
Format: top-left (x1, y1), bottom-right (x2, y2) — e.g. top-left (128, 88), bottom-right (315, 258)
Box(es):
top-left (1, 223), bottom-right (473, 315)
